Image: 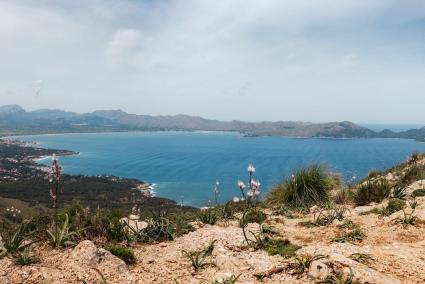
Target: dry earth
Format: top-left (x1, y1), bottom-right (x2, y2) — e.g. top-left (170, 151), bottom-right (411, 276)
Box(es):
top-left (1, 174), bottom-right (425, 283)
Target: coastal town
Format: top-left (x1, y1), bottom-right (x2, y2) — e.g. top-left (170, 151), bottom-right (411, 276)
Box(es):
top-left (0, 138), bottom-right (76, 182)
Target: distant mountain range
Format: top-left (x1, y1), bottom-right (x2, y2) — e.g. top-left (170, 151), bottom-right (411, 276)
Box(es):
top-left (1, 104), bottom-right (424, 141)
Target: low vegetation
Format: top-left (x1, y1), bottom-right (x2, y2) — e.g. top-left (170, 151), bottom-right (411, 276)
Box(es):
top-left (289, 254), bottom-right (325, 275)
top-left (106, 245), bottom-right (136, 264)
top-left (183, 240), bottom-right (216, 272)
top-left (266, 164), bottom-right (338, 208)
top-left (354, 178), bottom-right (391, 206)
top-left (334, 221), bottom-right (365, 243)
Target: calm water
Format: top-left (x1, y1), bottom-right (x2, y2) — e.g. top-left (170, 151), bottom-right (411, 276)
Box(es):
top-left (14, 132), bottom-right (425, 207)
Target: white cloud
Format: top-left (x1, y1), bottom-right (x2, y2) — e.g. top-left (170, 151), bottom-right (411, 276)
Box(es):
top-left (0, 0), bottom-right (424, 123)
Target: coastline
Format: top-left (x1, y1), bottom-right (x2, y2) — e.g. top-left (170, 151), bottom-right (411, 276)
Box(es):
top-left (0, 137), bottom-right (155, 198)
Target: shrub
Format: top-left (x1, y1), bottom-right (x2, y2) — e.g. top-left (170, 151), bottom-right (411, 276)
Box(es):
top-left (106, 212), bottom-right (132, 243)
top-left (334, 188), bottom-right (354, 205)
top-left (384, 199), bottom-right (405, 215)
top-left (197, 209), bottom-right (219, 225)
top-left (169, 212), bottom-right (195, 237)
top-left (259, 237), bottom-right (301, 258)
top-left (399, 164), bottom-right (425, 187)
top-left (412, 189), bottom-right (425, 197)
top-left (137, 212), bottom-right (174, 243)
top-left (266, 164), bottom-right (336, 208)
top-left (106, 245), bottom-right (136, 264)
top-left (354, 179), bottom-right (391, 206)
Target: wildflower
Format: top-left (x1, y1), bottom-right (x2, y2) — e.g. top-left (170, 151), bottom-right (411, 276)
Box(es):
top-left (233, 197), bottom-right (240, 203)
top-left (49, 153), bottom-right (62, 208)
top-left (214, 180), bottom-right (220, 206)
top-left (291, 174), bottom-right (296, 184)
top-left (250, 179), bottom-right (261, 188)
top-left (247, 163), bottom-right (256, 174)
top-left (238, 180), bottom-right (246, 190)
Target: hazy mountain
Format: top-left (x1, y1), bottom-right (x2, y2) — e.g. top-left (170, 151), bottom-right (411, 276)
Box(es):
top-left (0, 105), bottom-right (423, 140)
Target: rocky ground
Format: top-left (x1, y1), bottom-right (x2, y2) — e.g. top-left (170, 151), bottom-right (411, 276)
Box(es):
top-left (1, 190), bottom-right (425, 284)
top-left (2, 157), bottom-right (425, 284)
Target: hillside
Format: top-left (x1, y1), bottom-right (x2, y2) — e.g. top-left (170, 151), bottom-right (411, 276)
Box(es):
top-left (1, 153), bottom-right (425, 283)
top-left (1, 104), bottom-right (424, 139)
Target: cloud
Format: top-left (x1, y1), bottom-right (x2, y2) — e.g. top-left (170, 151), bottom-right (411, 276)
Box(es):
top-left (0, 0), bottom-right (424, 123)
top-left (105, 29), bottom-right (144, 64)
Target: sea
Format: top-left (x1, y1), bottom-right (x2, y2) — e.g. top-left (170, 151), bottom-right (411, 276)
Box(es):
top-left (13, 131), bottom-right (425, 207)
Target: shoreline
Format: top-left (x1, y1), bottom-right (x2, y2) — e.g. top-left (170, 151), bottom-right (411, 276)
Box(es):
top-left (3, 129), bottom-right (423, 142)
top-left (0, 137), bottom-right (155, 198)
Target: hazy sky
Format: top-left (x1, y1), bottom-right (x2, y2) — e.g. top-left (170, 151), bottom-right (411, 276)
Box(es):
top-left (1, 0), bottom-right (425, 124)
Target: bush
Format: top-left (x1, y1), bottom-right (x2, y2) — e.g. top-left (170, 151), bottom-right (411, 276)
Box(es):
top-left (334, 188), bottom-right (354, 205)
top-left (137, 212), bottom-right (174, 243)
top-left (399, 164), bottom-right (425, 187)
top-left (197, 209), bottom-right (219, 225)
top-left (259, 238), bottom-right (301, 258)
top-left (266, 164), bottom-right (336, 208)
top-left (354, 179), bottom-right (391, 206)
top-left (412, 189), bottom-right (425, 197)
top-left (385, 199), bottom-right (405, 215)
top-left (106, 245), bottom-right (136, 264)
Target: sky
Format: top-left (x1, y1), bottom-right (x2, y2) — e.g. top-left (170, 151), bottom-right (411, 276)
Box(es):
top-left (1, 0), bottom-right (425, 124)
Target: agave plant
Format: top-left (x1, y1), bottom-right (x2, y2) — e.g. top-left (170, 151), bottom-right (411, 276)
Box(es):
top-left (391, 186), bottom-right (407, 200)
top-left (47, 214), bottom-right (77, 248)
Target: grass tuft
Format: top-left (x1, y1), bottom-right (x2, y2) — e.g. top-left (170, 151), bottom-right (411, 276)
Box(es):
top-left (266, 164), bottom-right (337, 208)
top-left (13, 250), bottom-right (41, 266)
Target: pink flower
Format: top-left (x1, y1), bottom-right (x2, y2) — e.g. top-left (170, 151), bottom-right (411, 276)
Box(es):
top-left (247, 163), bottom-right (256, 173)
top-left (238, 180), bottom-right (246, 190)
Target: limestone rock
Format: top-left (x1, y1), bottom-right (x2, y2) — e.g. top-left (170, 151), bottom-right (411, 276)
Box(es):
top-left (308, 260), bottom-right (330, 281)
top-left (405, 180), bottom-right (425, 195)
top-left (71, 240), bottom-right (134, 283)
top-left (328, 253), bottom-right (401, 284)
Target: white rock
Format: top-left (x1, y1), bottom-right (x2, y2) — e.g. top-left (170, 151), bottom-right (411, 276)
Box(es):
top-left (309, 260), bottom-right (330, 280)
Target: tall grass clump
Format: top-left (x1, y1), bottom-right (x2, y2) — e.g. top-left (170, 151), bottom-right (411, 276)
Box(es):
top-left (266, 164), bottom-right (337, 208)
top-left (354, 178), bottom-right (391, 206)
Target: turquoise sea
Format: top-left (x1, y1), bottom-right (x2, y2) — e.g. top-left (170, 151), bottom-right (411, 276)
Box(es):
top-left (15, 132), bottom-right (425, 207)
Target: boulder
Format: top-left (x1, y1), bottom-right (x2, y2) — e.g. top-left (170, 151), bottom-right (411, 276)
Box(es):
top-left (71, 240), bottom-right (134, 283)
top-left (328, 253), bottom-right (401, 284)
top-left (405, 180), bottom-right (425, 195)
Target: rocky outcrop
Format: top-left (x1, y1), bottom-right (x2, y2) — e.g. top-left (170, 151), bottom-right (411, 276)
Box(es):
top-left (70, 240), bottom-right (134, 283)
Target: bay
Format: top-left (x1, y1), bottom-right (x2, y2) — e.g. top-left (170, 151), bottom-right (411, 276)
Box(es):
top-left (15, 131), bottom-right (425, 207)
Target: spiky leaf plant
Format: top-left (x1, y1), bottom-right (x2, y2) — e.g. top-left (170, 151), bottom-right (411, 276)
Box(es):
top-left (47, 214), bottom-right (77, 248)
